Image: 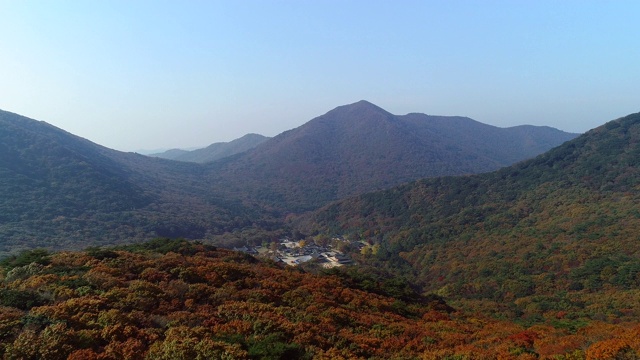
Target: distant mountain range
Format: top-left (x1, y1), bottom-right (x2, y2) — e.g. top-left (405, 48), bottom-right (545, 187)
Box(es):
top-left (0, 101), bottom-right (577, 253)
top-left (150, 133), bottom-right (269, 163)
top-left (205, 100), bottom-right (578, 211)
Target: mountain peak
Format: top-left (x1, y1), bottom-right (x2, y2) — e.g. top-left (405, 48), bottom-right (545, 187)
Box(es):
top-left (313, 101), bottom-right (396, 129)
top-left (332, 100), bottom-right (390, 114)
top-left (352, 99), bottom-right (379, 107)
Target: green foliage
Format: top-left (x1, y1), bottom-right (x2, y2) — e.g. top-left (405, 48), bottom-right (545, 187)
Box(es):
top-left (246, 333), bottom-right (309, 360)
top-left (322, 266), bottom-right (437, 309)
top-left (0, 249), bottom-right (50, 270)
top-left (20, 314), bottom-right (54, 330)
top-left (0, 289), bottom-right (47, 310)
top-left (570, 257), bottom-right (640, 291)
top-left (85, 247), bottom-right (119, 260)
top-left (115, 238), bottom-right (215, 255)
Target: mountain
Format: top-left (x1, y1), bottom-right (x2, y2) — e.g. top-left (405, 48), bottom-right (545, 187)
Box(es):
top-left (0, 238), bottom-right (636, 359)
top-left (297, 111), bottom-right (640, 323)
top-left (0, 110), bottom-right (272, 254)
top-left (0, 110), bottom-right (150, 227)
top-left (148, 148), bottom-right (190, 159)
top-left (4, 106), bottom-right (640, 356)
top-left (150, 133), bottom-right (269, 163)
top-left (206, 100), bottom-right (578, 211)
top-left (0, 102), bottom-right (576, 254)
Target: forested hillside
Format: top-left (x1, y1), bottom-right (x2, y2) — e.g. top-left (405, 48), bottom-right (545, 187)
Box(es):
top-left (298, 111), bottom-right (640, 323)
top-left (0, 110), bottom-right (277, 254)
top-left (0, 239), bottom-right (637, 359)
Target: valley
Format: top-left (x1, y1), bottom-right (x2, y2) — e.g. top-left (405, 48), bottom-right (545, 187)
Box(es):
top-left (2, 104), bottom-right (640, 358)
top-left (3, 0), bottom-right (638, 357)
top-left (238, 235), bottom-right (358, 268)
top-left (0, 102), bottom-right (576, 253)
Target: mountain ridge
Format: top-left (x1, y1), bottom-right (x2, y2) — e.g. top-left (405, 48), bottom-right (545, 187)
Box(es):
top-left (0, 102), bottom-right (578, 253)
top-left (150, 133), bottom-right (269, 163)
top-left (0, 109), bottom-right (270, 253)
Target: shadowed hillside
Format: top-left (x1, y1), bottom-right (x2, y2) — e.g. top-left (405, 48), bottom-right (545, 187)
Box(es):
top-left (0, 110), bottom-right (274, 254)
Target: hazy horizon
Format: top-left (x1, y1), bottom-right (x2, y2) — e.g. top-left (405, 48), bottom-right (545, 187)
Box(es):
top-left (1, 1), bottom-right (638, 151)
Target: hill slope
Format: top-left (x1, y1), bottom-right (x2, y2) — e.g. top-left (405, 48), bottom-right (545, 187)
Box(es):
top-left (150, 133), bottom-right (269, 163)
top-left (298, 111), bottom-right (640, 322)
top-left (0, 239), bottom-right (637, 359)
top-left (0, 110), bottom-right (270, 253)
top-left (207, 100), bottom-right (578, 211)
top-left (0, 110), bottom-right (150, 216)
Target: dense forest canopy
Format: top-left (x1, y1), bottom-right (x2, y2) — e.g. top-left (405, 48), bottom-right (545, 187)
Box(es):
top-left (0, 239), bottom-right (638, 359)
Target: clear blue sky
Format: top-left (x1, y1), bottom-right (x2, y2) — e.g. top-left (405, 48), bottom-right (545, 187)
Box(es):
top-left (1, 1), bottom-right (638, 151)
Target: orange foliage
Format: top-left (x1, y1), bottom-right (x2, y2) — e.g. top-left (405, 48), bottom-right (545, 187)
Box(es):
top-left (586, 339), bottom-right (637, 360)
top-left (0, 242), bottom-right (639, 359)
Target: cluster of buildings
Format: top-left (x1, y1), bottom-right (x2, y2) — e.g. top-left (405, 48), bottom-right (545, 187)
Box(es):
top-left (234, 237), bottom-right (354, 268)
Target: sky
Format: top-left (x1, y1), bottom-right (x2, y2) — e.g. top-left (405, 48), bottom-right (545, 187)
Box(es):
top-left (0, 1), bottom-right (639, 152)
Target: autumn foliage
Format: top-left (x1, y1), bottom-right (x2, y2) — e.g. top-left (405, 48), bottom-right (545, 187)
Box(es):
top-left (0, 239), bottom-right (638, 359)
